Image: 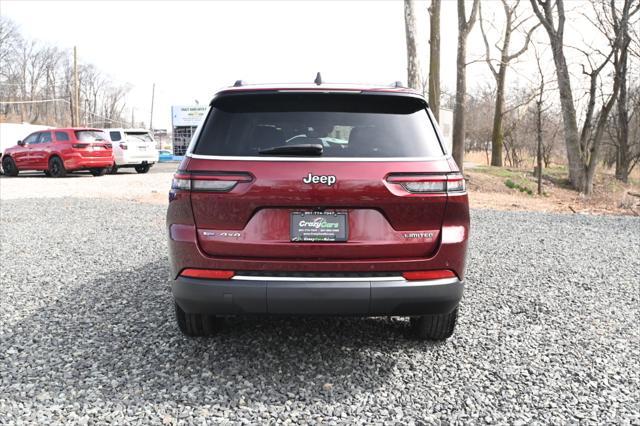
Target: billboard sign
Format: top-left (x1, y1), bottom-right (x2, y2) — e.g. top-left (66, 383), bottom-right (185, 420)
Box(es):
top-left (171, 105), bottom-right (207, 127)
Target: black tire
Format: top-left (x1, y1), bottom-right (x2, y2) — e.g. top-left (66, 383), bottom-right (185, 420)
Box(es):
top-left (411, 308), bottom-right (458, 341)
top-left (175, 302), bottom-right (221, 336)
top-left (134, 163), bottom-right (151, 174)
top-left (90, 168), bottom-right (107, 177)
top-left (48, 156), bottom-right (66, 178)
top-left (109, 165), bottom-right (119, 174)
top-left (44, 170), bottom-right (51, 177)
top-left (2, 156), bottom-right (18, 176)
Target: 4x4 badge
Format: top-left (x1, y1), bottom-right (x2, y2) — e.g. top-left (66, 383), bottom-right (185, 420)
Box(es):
top-left (303, 173), bottom-right (336, 186)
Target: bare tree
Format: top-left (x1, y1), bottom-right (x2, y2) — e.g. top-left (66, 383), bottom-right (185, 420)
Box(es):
top-left (404, 0), bottom-right (420, 89)
top-left (605, 0), bottom-right (640, 181)
top-left (530, 0), bottom-right (637, 194)
top-left (480, 0), bottom-right (539, 167)
top-left (452, 0), bottom-right (480, 171)
top-left (428, 0), bottom-right (441, 120)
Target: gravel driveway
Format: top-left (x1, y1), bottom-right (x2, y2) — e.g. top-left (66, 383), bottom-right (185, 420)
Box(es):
top-left (0, 195), bottom-right (638, 424)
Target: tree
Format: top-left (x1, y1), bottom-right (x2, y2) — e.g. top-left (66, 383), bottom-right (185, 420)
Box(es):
top-left (452, 0), bottom-right (480, 171)
top-left (603, 0), bottom-right (640, 182)
top-left (530, 0), bottom-right (636, 194)
top-left (428, 0), bottom-right (441, 120)
top-left (404, 0), bottom-right (420, 89)
top-left (479, 0), bottom-right (539, 167)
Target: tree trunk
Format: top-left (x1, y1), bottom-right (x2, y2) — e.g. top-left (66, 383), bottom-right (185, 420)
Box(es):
top-left (614, 31), bottom-right (630, 182)
top-left (452, 36), bottom-right (467, 170)
top-left (404, 0), bottom-right (420, 90)
top-left (548, 39), bottom-right (584, 188)
top-left (490, 63), bottom-right (507, 166)
top-left (452, 0), bottom-right (479, 171)
top-left (428, 0), bottom-right (441, 121)
top-left (537, 100), bottom-right (543, 195)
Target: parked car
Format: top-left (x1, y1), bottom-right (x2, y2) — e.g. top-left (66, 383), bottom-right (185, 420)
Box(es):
top-left (1, 128), bottom-right (113, 177)
top-left (167, 82), bottom-right (469, 340)
top-left (103, 128), bottom-right (158, 173)
top-left (158, 149), bottom-right (174, 162)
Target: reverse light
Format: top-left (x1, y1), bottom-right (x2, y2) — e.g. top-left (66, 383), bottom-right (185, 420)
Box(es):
top-left (402, 270), bottom-right (457, 281)
top-left (180, 268), bottom-right (235, 280)
top-left (192, 180), bottom-right (237, 192)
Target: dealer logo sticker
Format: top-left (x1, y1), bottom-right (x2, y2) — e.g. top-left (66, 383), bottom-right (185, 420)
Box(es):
top-left (302, 173), bottom-right (336, 186)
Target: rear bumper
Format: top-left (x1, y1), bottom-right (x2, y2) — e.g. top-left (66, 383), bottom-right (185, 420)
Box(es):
top-left (172, 276), bottom-right (463, 316)
top-left (115, 151), bottom-right (159, 166)
top-left (65, 157), bottom-right (113, 170)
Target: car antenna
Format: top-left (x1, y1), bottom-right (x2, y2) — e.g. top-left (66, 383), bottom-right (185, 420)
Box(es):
top-left (314, 72), bottom-right (322, 86)
top-left (233, 80), bottom-right (243, 87)
top-left (393, 81), bottom-right (404, 88)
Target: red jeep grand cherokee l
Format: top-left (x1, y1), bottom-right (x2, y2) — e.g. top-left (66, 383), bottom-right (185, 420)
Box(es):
top-left (167, 83), bottom-right (469, 340)
top-left (2, 128), bottom-right (113, 177)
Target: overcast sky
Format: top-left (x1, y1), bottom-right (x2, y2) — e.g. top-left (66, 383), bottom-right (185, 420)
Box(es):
top-left (1, 0), bottom-right (614, 129)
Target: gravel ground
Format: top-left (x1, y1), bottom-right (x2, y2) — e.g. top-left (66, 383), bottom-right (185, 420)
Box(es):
top-left (0, 196), bottom-right (638, 424)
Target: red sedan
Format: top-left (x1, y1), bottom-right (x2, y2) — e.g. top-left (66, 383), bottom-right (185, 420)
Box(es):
top-left (1, 128), bottom-right (114, 177)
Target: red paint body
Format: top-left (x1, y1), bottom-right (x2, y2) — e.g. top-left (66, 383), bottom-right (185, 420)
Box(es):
top-left (168, 87), bottom-right (468, 280)
top-left (2, 128), bottom-right (113, 172)
top-left (167, 85), bottom-right (470, 276)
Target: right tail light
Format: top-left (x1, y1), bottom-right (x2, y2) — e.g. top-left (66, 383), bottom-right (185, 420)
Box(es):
top-left (386, 173), bottom-right (466, 194)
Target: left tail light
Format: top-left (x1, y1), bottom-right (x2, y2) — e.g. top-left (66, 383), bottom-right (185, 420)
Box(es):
top-left (171, 172), bottom-right (253, 193)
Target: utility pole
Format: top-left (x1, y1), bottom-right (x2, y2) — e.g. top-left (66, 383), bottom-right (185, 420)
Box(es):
top-left (131, 108), bottom-right (135, 128)
top-left (149, 83), bottom-right (155, 131)
top-left (73, 46), bottom-right (79, 127)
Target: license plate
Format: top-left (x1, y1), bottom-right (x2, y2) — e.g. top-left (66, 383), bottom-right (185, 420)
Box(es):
top-left (290, 211), bottom-right (348, 242)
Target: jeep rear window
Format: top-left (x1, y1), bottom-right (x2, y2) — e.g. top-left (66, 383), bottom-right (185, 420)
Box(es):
top-left (193, 93), bottom-right (444, 158)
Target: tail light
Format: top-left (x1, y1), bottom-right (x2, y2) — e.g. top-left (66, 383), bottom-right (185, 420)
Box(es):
top-left (180, 268), bottom-right (235, 280)
top-left (402, 270), bottom-right (457, 281)
top-left (119, 143), bottom-right (128, 150)
top-left (386, 173), bottom-right (466, 194)
top-left (171, 172), bottom-right (253, 193)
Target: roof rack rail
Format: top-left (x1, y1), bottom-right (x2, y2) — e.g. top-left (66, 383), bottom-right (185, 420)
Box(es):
top-left (233, 80), bottom-right (244, 87)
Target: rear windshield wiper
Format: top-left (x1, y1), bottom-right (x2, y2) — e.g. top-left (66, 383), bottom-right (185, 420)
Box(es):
top-left (258, 143), bottom-right (323, 156)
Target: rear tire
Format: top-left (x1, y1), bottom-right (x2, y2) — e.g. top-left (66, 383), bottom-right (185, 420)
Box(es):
top-left (2, 156), bottom-right (18, 176)
top-left (90, 168), bottom-right (107, 176)
top-left (44, 170), bottom-right (51, 177)
top-left (175, 302), bottom-right (221, 336)
top-left (135, 163), bottom-right (151, 174)
top-left (109, 165), bottom-right (119, 174)
top-left (48, 156), bottom-right (66, 178)
top-left (411, 308), bottom-right (458, 341)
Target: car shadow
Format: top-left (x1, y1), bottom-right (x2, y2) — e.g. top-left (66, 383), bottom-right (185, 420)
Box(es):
top-left (2, 259), bottom-right (444, 407)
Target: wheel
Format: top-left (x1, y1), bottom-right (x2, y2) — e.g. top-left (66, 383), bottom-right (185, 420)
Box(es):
top-left (90, 168), bottom-right (107, 176)
top-left (411, 308), bottom-right (458, 341)
top-left (2, 156), bottom-right (18, 176)
top-left (134, 163), bottom-right (151, 174)
top-left (175, 302), bottom-right (221, 336)
top-left (48, 156), bottom-right (66, 177)
top-left (44, 170), bottom-right (51, 177)
top-left (109, 164), bottom-right (119, 174)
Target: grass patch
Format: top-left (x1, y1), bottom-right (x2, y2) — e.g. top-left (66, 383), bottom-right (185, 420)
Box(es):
top-left (505, 178), bottom-right (534, 195)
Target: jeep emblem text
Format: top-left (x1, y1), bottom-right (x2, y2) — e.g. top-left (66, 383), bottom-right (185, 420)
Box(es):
top-left (303, 173), bottom-right (336, 186)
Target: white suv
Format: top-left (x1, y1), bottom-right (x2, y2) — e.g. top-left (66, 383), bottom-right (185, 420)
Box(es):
top-left (104, 128), bottom-right (159, 173)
